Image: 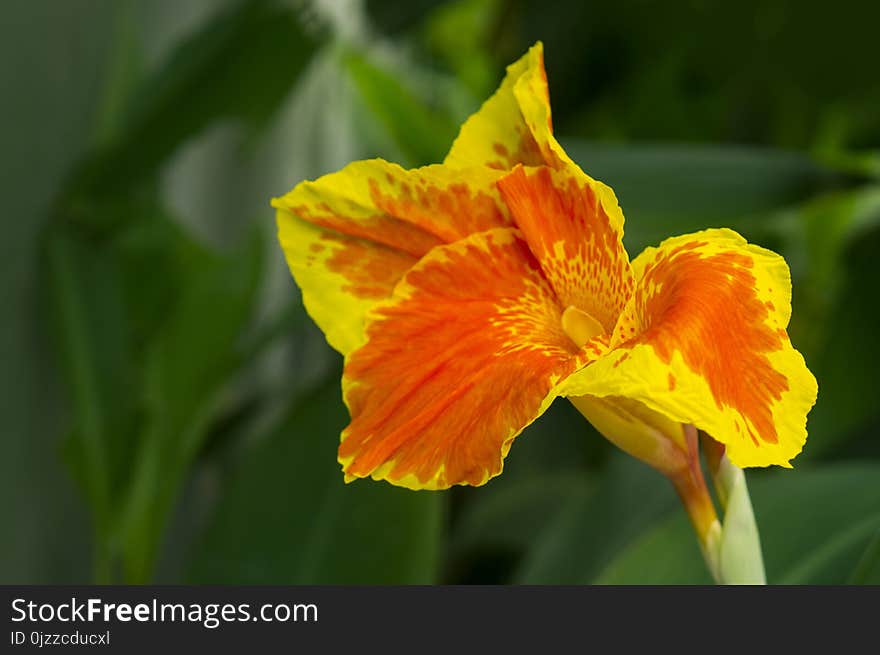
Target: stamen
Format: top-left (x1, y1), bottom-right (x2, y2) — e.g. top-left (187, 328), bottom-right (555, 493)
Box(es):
top-left (561, 305), bottom-right (605, 347)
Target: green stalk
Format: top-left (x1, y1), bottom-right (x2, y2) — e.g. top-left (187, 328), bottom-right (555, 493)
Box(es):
top-left (701, 434), bottom-right (766, 584)
top-left (712, 456), bottom-right (767, 584)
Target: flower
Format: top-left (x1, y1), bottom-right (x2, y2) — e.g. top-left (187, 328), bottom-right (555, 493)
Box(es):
top-left (271, 43), bottom-right (818, 493)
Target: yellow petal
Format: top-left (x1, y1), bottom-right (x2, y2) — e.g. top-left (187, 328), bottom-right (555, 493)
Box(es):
top-left (560, 229), bottom-right (818, 468)
top-left (444, 42), bottom-right (549, 170)
top-left (273, 160), bottom-right (510, 354)
top-left (443, 40), bottom-right (585, 172)
top-left (444, 41), bottom-right (617, 198)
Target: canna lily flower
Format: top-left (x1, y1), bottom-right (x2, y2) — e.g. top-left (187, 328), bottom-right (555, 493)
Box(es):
top-left (272, 43), bottom-right (817, 581)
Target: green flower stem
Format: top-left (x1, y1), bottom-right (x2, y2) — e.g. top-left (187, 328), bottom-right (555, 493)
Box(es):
top-left (671, 426), bottom-right (766, 584)
top-left (710, 455), bottom-right (767, 584)
top-left (694, 431), bottom-right (767, 584)
top-left (670, 425), bottom-right (722, 583)
top-left (569, 386), bottom-right (767, 583)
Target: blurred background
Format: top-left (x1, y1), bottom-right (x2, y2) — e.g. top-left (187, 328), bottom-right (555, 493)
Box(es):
top-left (3, 0), bottom-right (879, 585)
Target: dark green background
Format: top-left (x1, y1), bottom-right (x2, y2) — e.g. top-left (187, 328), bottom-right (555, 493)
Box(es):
top-left (3, 0), bottom-right (878, 584)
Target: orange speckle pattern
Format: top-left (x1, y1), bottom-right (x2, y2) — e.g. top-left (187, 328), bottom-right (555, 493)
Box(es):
top-left (368, 176), bottom-right (509, 244)
top-left (340, 228), bottom-right (594, 488)
top-left (291, 201), bottom-right (441, 259)
top-left (488, 129), bottom-right (548, 170)
top-left (320, 233), bottom-right (418, 300)
top-left (283, 165), bottom-right (510, 305)
top-left (498, 166), bottom-right (634, 333)
top-left (445, 42), bottom-right (565, 173)
top-left (627, 241), bottom-right (789, 445)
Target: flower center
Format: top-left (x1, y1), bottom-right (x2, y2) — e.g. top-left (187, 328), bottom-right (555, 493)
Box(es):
top-left (561, 305), bottom-right (605, 348)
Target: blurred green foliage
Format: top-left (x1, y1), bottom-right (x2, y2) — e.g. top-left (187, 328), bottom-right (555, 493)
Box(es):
top-left (3, 0), bottom-right (878, 585)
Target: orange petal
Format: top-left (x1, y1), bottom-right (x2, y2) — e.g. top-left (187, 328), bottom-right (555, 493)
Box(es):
top-left (339, 228), bottom-right (589, 489)
top-left (497, 165), bottom-right (634, 333)
top-left (273, 160), bottom-right (510, 354)
top-left (560, 229), bottom-right (818, 468)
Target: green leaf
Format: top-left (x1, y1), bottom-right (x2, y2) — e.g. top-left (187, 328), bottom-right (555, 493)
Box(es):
top-left (364, 0), bottom-right (448, 35)
top-left (44, 190), bottom-right (264, 583)
top-left (591, 464), bottom-right (880, 584)
top-left (118, 227), bottom-right (264, 582)
top-left (447, 471), bottom-right (591, 583)
top-left (44, 228), bottom-right (136, 543)
top-left (144, 230), bottom-right (264, 444)
top-left (423, 0), bottom-right (500, 97)
top-left (43, 0), bottom-right (317, 581)
top-left (594, 514), bottom-right (711, 584)
top-left (564, 141), bottom-right (853, 252)
top-left (62, 0), bottom-right (321, 231)
top-left (443, 396), bottom-right (616, 581)
top-left (345, 50), bottom-right (458, 166)
top-left (752, 465), bottom-right (880, 584)
top-left (514, 454), bottom-right (677, 583)
top-left (510, 3), bottom-right (880, 149)
top-left (797, 199), bottom-right (880, 456)
top-left (849, 530), bottom-right (880, 584)
top-left (451, 472), bottom-right (591, 556)
top-left (189, 380), bottom-right (443, 584)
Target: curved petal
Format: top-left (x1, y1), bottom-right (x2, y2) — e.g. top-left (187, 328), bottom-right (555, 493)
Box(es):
top-left (509, 45), bottom-right (572, 172)
top-left (444, 42), bottom-right (549, 170)
top-left (443, 41), bottom-right (622, 218)
top-left (498, 165), bottom-right (634, 333)
top-left (559, 229), bottom-right (818, 468)
top-left (444, 41), bottom-right (585, 173)
top-left (273, 160), bottom-right (510, 354)
top-left (339, 228), bottom-right (591, 489)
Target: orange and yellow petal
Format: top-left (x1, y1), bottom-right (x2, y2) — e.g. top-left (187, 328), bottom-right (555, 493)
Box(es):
top-left (508, 44), bottom-right (572, 171)
top-left (560, 229), bottom-right (817, 468)
top-left (444, 42), bottom-right (549, 170)
top-left (276, 214), bottom-right (418, 355)
top-left (339, 227), bottom-right (590, 490)
top-left (273, 159), bottom-right (510, 354)
top-left (498, 165), bottom-right (634, 333)
top-left (443, 40), bottom-right (614, 199)
top-left (445, 40), bottom-right (582, 172)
